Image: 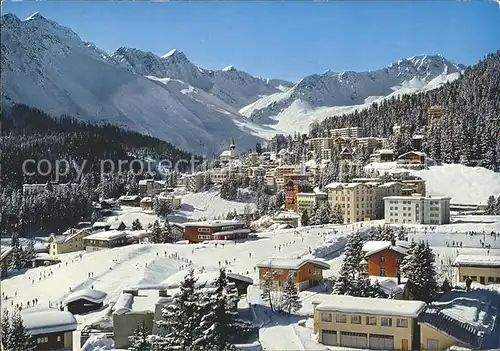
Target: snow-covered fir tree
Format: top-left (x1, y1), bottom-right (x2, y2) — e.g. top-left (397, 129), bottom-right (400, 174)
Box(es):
top-left (154, 269), bottom-right (202, 350)
top-left (153, 197), bottom-right (172, 217)
top-left (132, 219), bottom-right (143, 231)
top-left (300, 210), bottom-right (309, 226)
top-left (128, 320), bottom-right (152, 351)
top-left (9, 232), bottom-right (24, 270)
top-left (282, 274), bottom-right (302, 314)
top-left (8, 309), bottom-right (34, 351)
top-left (330, 204), bottom-right (344, 224)
top-left (400, 241), bottom-right (438, 303)
top-left (150, 220), bottom-right (162, 244)
top-left (1, 309), bottom-right (11, 350)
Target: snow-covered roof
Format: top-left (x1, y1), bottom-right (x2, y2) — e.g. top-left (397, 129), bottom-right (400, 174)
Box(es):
top-left (398, 151), bottom-right (427, 158)
top-left (84, 230), bottom-right (128, 241)
top-left (138, 179), bottom-right (150, 185)
top-left (33, 253), bottom-right (60, 262)
top-left (377, 149), bottom-right (394, 154)
top-left (362, 240), bottom-right (410, 256)
top-left (314, 295), bottom-right (426, 318)
top-left (92, 221), bottom-right (109, 228)
top-left (62, 229), bottom-right (90, 243)
top-left (112, 293), bottom-right (135, 315)
top-left (369, 276), bottom-right (405, 296)
top-left (227, 272), bottom-right (253, 284)
top-left (378, 181), bottom-right (403, 188)
top-left (220, 150), bottom-right (233, 157)
top-left (183, 220), bottom-right (245, 227)
top-left (256, 258), bottom-right (330, 270)
top-left (1, 247), bottom-right (14, 260)
top-left (140, 197), bottom-right (153, 203)
top-left (453, 255), bottom-right (500, 268)
top-left (63, 289), bottom-right (107, 306)
top-left (383, 195), bottom-right (451, 201)
top-left (23, 310), bottom-right (77, 335)
top-left (118, 195), bottom-right (140, 201)
top-left (324, 182), bottom-right (342, 189)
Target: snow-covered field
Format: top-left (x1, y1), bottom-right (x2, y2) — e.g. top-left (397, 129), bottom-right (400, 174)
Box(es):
top-left (3, 215), bottom-right (500, 350)
top-left (366, 162), bottom-right (500, 205)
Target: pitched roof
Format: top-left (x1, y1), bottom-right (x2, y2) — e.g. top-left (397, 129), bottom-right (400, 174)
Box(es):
top-left (452, 255), bottom-right (500, 268)
top-left (256, 258), bottom-right (330, 270)
top-left (362, 240), bottom-right (410, 257)
top-left (23, 310), bottom-right (77, 335)
top-left (63, 289), bottom-right (107, 306)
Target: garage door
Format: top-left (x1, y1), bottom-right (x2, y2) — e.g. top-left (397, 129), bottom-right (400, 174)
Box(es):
top-left (369, 334), bottom-right (394, 350)
top-left (340, 331), bottom-right (368, 349)
top-left (321, 330), bottom-right (337, 346)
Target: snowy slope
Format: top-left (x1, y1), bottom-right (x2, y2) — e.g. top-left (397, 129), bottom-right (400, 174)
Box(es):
top-left (1, 13), bottom-right (268, 155)
top-left (113, 48), bottom-right (293, 108)
top-left (245, 71), bottom-right (462, 135)
top-left (240, 56), bottom-right (464, 131)
top-left (366, 163), bottom-right (500, 205)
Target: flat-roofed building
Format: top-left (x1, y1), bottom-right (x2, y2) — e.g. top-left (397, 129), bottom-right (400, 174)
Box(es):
top-left (313, 295), bottom-right (426, 350)
top-left (384, 195), bottom-right (451, 225)
top-left (183, 220), bottom-right (250, 243)
top-left (452, 255), bottom-right (500, 285)
top-left (330, 127), bottom-right (363, 139)
top-left (325, 182), bottom-right (379, 224)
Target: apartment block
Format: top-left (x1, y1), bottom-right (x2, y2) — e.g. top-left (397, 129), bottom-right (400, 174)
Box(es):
top-left (325, 182), bottom-right (378, 224)
top-left (185, 173), bottom-right (205, 192)
top-left (384, 195), bottom-right (451, 225)
top-left (330, 126), bottom-right (363, 139)
top-left (296, 191), bottom-right (328, 214)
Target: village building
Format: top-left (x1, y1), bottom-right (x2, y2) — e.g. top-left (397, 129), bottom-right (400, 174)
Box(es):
top-left (138, 179), bottom-right (167, 197)
top-left (183, 220), bottom-right (250, 243)
top-left (109, 221), bottom-right (127, 231)
top-left (374, 182), bottom-right (404, 218)
top-left (400, 179), bottom-right (426, 196)
top-left (83, 231), bottom-right (129, 252)
top-left (312, 295), bottom-right (426, 350)
top-left (91, 222), bottom-right (110, 231)
top-left (118, 195), bottom-right (141, 207)
top-left (155, 194), bottom-right (182, 209)
top-left (219, 138), bottom-right (238, 162)
top-left (140, 196), bottom-right (153, 211)
top-left (384, 194), bottom-right (451, 225)
top-left (63, 288), bottom-right (107, 315)
top-left (330, 126), bottom-right (363, 139)
top-left (353, 137), bottom-right (384, 152)
top-left (452, 255), bottom-right (500, 285)
top-left (31, 253), bottom-right (61, 268)
top-left (370, 149), bottom-right (395, 163)
top-left (273, 165), bottom-right (303, 186)
top-left (256, 258), bottom-right (330, 291)
top-left (325, 182), bottom-right (379, 224)
top-left (397, 151), bottom-right (427, 168)
top-left (284, 179), bottom-right (313, 212)
top-left (296, 191), bottom-right (328, 214)
top-left (419, 288), bottom-right (500, 350)
top-left (209, 168), bottom-right (230, 184)
top-left (247, 166), bottom-right (266, 179)
top-left (185, 172), bottom-right (205, 192)
top-left (271, 211), bottom-right (301, 228)
top-left (23, 310), bottom-right (77, 351)
top-left (48, 229), bottom-right (90, 256)
top-left (362, 240), bottom-right (409, 278)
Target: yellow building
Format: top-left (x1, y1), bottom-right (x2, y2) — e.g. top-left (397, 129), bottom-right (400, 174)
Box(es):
top-left (48, 229), bottom-right (90, 256)
top-left (452, 255), bottom-right (500, 285)
top-left (313, 295), bottom-right (425, 350)
top-left (296, 191), bottom-right (328, 214)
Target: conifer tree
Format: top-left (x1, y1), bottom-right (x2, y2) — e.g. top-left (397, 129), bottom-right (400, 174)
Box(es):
top-left (9, 232), bottom-right (24, 270)
top-left (128, 320), bottom-right (152, 351)
top-left (300, 210), bottom-right (309, 226)
top-left (9, 309), bottom-right (34, 351)
top-left (282, 274), bottom-right (302, 314)
top-left (150, 220), bottom-right (162, 243)
top-left (1, 309), bottom-right (11, 350)
top-left (132, 219), bottom-right (143, 231)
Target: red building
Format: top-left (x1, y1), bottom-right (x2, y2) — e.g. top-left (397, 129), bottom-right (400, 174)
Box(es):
top-left (362, 240), bottom-right (409, 277)
top-left (183, 220), bottom-right (250, 243)
top-left (284, 179), bottom-right (312, 212)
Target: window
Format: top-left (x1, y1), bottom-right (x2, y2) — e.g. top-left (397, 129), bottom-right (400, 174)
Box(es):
top-left (37, 337), bottom-right (48, 344)
top-left (396, 318), bottom-right (408, 328)
top-left (381, 317), bottom-right (392, 327)
top-left (396, 256), bottom-right (402, 264)
top-left (321, 312), bottom-right (332, 322)
top-left (336, 314), bottom-right (347, 323)
top-left (380, 256), bottom-right (385, 263)
top-left (366, 316), bottom-right (377, 325)
top-left (351, 315), bottom-right (362, 324)
top-left (57, 336), bottom-right (62, 342)
top-left (380, 267), bottom-right (386, 276)
top-left (488, 277), bottom-right (494, 282)
top-left (471, 276), bottom-right (477, 281)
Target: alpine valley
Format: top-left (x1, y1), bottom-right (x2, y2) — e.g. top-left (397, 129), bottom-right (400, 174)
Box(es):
top-left (0, 12), bottom-right (472, 155)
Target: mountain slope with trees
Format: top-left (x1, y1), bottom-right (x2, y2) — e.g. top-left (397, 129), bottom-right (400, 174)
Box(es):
top-left (317, 51), bottom-right (500, 171)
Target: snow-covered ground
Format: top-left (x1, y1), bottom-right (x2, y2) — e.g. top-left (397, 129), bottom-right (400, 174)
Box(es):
top-left (3, 215), bottom-right (500, 350)
top-left (366, 162), bottom-right (500, 205)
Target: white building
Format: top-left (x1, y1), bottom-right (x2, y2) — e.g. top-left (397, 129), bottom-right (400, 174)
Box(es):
top-left (219, 138), bottom-right (237, 162)
top-left (384, 194), bottom-right (451, 225)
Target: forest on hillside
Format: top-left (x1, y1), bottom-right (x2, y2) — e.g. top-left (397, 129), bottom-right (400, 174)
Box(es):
top-left (316, 51), bottom-right (500, 171)
top-left (0, 104), bottom-right (200, 189)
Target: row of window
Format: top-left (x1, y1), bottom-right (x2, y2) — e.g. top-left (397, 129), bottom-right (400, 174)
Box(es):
top-left (320, 313), bottom-right (408, 328)
top-left (37, 336), bottom-right (62, 344)
top-left (198, 234), bottom-right (211, 240)
top-left (463, 276), bottom-right (500, 283)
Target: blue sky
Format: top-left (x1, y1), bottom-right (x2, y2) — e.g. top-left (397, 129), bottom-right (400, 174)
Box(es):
top-left (3, 1), bottom-right (499, 81)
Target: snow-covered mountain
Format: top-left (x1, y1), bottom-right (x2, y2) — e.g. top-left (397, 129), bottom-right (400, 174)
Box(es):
top-left (112, 48), bottom-right (293, 108)
top-left (240, 56), bottom-right (465, 124)
top-left (1, 13), bottom-right (270, 155)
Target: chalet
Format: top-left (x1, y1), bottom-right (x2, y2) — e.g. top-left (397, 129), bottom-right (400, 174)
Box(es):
top-left (452, 255), bottom-right (500, 285)
top-left (339, 146), bottom-right (353, 160)
top-left (283, 179), bottom-right (312, 212)
top-left (63, 289), bottom-right (107, 315)
top-left (397, 151), bottom-right (426, 166)
top-left (140, 197), bottom-right (153, 211)
top-left (183, 220), bottom-right (250, 243)
top-left (92, 221), bottom-right (111, 231)
top-left (333, 137), bottom-right (352, 147)
top-left (256, 258), bottom-right (330, 291)
top-left (109, 221), bottom-right (126, 231)
top-left (48, 229), bottom-right (91, 256)
top-left (370, 149), bottom-right (395, 163)
top-left (32, 253), bottom-right (61, 268)
top-left (23, 310), bottom-right (77, 351)
top-left (362, 240), bottom-right (409, 278)
top-left (83, 231), bottom-right (129, 252)
top-left (419, 288), bottom-right (500, 350)
top-left (312, 295), bottom-right (426, 350)
top-left (118, 195), bottom-right (141, 207)
top-left (227, 273), bottom-right (254, 296)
